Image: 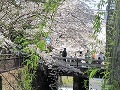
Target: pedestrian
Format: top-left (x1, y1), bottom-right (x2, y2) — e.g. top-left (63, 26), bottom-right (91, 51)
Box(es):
top-left (91, 52), bottom-right (97, 64)
top-left (91, 53), bottom-right (96, 60)
top-left (59, 51), bottom-right (62, 57)
top-left (85, 50), bottom-right (90, 63)
top-left (74, 53), bottom-right (77, 57)
top-left (98, 52), bottom-right (104, 60)
top-left (79, 47), bottom-right (84, 57)
top-left (62, 48), bottom-right (67, 62)
top-left (79, 51), bottom-right (82, 56)
top-left (74, 53), bottom-right (77, 62)
top-left (98, 52), bottom-right (104, 64)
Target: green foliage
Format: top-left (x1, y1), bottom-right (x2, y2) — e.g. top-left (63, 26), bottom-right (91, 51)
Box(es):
top-left (43, 0), bottom-right (60, 13)
top-left (83, 80), bottom-right (88, 90)
top-left (20, 48), bottom-right (40, 90)
top-left (89, 68), bottom-right (100, 79)
top-left (93, 0), bottom-right (120, 90)
top-left (101, 79), bottom-right (119, 90)
top-left (17, 0), bottom-right (63, 90)
top-left (93, 15), bottom-right (101, 34)
top-left (83, 68), bottom-right (101, 90)
top-left (97, 0), bottom-right (106, 10)
top-left (84, 68), bottom-right (100, 79)
top-left (14, 36), bottom-right (29, 51)
top-left (0, 0), bottom-right (64, 89)
top-left (36, 40), bottom-right (46, 51)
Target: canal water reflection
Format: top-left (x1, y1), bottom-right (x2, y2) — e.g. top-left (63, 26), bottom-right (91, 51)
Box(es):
top-left (58, 87), bottom-right (73, 90)
top-left (58, 76), bottom-right (73, 90)
top-left (58, 78), bottom-right (103, 90)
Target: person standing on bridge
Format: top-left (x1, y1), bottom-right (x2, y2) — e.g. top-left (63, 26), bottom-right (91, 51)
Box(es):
top-left (62, 48), bottom-right (67, 62)
top-left (85, 50), bottom-right (90, 64)
top-left (98, 52), bottom-right (104, 60)
top-left (98, 52), bottom-right (105, 64)
top-left (91, 52), bottom-right (96, 60)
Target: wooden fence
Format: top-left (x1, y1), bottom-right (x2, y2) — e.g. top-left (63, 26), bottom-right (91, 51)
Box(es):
top-left (0, 54), bottom-right (24, 74)
top-left (52, 56), bottom-right (105, 68)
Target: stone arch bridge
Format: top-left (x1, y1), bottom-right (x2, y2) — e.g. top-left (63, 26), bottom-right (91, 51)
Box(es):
top-left (0, 54), bottom-right (105, 90)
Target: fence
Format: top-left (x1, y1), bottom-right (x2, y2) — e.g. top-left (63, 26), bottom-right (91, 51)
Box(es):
top-left (52, 56), bottom-right (105, 68)
top-left (0, 54), bottom-right (24, 73)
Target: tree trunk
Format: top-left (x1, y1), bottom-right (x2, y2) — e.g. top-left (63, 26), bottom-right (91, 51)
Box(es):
top-left (106, 0), bottom-right (120, 88)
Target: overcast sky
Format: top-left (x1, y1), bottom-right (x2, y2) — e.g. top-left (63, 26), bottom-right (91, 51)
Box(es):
top-left (81, 0), bottom-right (107, 10)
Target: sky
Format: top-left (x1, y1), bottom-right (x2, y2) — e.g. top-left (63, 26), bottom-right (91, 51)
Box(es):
top-left (81, 0), bottom-right (107, 10)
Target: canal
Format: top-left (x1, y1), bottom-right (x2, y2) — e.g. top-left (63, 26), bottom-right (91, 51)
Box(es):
top-left (58, 76), bottom-right (102, 90)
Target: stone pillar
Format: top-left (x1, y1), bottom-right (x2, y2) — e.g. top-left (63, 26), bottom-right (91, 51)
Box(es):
top-left (73, 76), bottom-right (89, 90)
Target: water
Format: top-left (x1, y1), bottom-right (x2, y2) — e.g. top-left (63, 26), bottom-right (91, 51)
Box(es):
top-left (58, 78), bottom-right (103, 90)
top-left (58, 87), bottom-right (73, 90)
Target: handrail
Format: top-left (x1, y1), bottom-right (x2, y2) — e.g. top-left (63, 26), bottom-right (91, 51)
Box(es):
top-left (0, 54), bottom-right (25, 74)
top-left (52, 56), bottom-right (105, 68)
top-left (52, 56), bottom-right (103, 62)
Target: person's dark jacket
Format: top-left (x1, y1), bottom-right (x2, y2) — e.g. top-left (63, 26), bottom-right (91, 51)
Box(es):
top-left (62, 48), bottom-right (67, 57)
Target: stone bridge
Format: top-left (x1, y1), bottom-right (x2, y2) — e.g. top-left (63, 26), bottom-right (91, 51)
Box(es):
top-left (0, 54), bottom-right (106, 90)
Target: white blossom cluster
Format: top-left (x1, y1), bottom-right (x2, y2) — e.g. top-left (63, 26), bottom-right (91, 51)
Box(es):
top-left (49, 0), bottom-right (96, 56)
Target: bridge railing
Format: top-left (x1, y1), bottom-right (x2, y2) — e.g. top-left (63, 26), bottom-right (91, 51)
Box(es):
top-left (52, 56), bottom-right (105, 68)
top-left (0, 54), bottom-right (24, 73)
